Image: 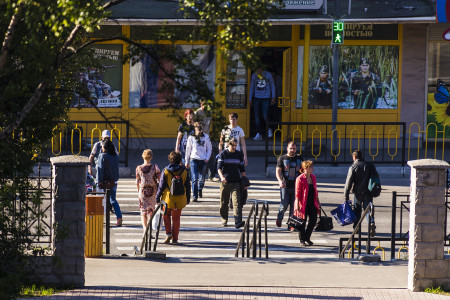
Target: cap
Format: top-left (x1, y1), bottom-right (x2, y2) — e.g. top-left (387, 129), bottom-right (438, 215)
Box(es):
top-left (102, 130), bottom-right (111, 138)
top-left (319, 65), bottom-right (329, 73)
top-left (360, 57), bottom-right (370, 65)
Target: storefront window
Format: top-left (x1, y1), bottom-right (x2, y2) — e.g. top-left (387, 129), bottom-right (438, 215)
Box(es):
top-left (129, 45), bottom-right (216, 108)
top-left (226, 53), bottom-right (247, 109)
top-left (306, 45), bottom-right (399, 109)
top-left (71, 44), bottom-right (123, 108)
top-left (427, 42), bottom-right (450, 137)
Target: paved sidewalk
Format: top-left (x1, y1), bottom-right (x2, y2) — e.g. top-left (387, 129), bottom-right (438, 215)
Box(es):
top-left (34, 257), bottom-right (449, 299)
top-left (37, 287), bottom-right (449, 299)
top-left (29, 149), bottom-right (449, 299)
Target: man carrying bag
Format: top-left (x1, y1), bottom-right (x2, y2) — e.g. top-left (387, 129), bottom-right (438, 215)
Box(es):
top-left (343, 150), bottom-right (378, 237)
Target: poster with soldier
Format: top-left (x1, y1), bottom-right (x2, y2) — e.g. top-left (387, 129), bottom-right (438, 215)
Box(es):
top-left (308, 45), bottom-right (399, 109)
top-left (71, 44), bottom-right (123, 108)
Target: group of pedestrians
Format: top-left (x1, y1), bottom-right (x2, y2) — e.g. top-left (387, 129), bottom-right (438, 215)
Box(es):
top-left (90, 110), bottom-right (378, 247)
top-left (275, 141), bottom-right (378, 246)
top-left (275, 141), bottom-right (320, 245)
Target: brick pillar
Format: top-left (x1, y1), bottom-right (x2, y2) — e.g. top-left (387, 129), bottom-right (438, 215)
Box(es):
top-left (50, 155), bottom-right (90, 288)
top-left (407, 159), bottom-right (450, 291)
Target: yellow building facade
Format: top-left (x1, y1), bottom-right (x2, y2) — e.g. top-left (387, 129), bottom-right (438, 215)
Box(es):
top-left (69, 23), bottom-right (425, 140)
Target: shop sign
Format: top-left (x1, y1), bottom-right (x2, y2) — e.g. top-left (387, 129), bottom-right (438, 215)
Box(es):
top-left (436, 0), bottom-right (450, 23)
top-left (282, 0), bottom-right (323, 10)
top-left (310, 24), bottom-right (398, 40)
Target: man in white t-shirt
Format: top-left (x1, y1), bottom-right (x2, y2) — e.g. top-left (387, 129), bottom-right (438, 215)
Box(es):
top-left (219, 113), bottom-right (248, 166)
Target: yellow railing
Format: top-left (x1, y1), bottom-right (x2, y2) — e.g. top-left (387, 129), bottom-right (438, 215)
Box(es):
top-left (52, 123), bottom-right (122, 156)
top-left (398, 241), bottom-right (409, 260)
top-left (408, 122), bottom-right (449, 161)
top-left (267, 122), bottom-right (448, 163)
top-left (373, 241), bottom-right (385, 261)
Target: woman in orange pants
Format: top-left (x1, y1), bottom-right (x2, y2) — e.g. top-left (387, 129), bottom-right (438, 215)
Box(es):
top-left (155, 151), bottom-right (191, 244)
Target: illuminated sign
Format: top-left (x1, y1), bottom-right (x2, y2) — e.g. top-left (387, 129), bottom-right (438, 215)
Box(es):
top-left (332, 21), bottom-right (344, 44)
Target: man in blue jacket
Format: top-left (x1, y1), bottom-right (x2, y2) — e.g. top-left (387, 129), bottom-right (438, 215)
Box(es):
top-left (249, 67), bottom-right (276, 141)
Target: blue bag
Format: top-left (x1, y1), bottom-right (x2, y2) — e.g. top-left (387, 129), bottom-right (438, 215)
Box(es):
top-left (331, 200), bottom-right (356, 226)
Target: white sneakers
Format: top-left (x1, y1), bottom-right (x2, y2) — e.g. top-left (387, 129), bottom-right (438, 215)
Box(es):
top-left (253, 133), bottom-right (262, 141)
top-left (253, 130), bottom-right (272, 140)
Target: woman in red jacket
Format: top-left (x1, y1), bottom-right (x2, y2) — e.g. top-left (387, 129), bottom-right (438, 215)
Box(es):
top-left (294, 160), bottom-right (321, 246)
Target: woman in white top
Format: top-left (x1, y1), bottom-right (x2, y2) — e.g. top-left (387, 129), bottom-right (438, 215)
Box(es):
top-left (185, 122), bottom-right (212, 202)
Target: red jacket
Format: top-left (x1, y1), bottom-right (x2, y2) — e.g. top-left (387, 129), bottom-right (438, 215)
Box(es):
top-left (294, 173), bottom-right (320, 219)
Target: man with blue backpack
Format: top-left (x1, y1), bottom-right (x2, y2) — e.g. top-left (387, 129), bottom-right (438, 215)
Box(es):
top-left (344, 150), bottom-right (380, 237)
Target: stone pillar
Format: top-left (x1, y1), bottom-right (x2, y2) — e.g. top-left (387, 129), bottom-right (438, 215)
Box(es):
top-left (407, 159), bottom-right (450, 292)
top-left (50, 155), bottom-right (90, 288)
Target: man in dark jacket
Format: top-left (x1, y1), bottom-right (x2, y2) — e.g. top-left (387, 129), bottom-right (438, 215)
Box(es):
top-left (217, 138), bottom-right (246, 229)
top-left (344, 150), bottom-right (377, 237)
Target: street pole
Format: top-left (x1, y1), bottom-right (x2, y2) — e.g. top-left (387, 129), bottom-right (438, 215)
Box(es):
top-left (332, 43), bottom-right (339, 124)
top-left (332, 0), bottom-right (340, 127)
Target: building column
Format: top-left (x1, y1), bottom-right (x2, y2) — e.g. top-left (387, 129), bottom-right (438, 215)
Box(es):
top-left (407, 159), bottom-right (450, 291)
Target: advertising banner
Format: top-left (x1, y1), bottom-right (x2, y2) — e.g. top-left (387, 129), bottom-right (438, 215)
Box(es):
top-left (307, 45), bottom-right (399, 109)
top-left (71, 44), bottom-right (123, 108)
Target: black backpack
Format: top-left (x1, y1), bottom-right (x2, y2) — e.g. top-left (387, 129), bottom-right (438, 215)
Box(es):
top-left (366, 163), bottom-right (381, 198)
top-left (167, 169), bottom-right (185, 196)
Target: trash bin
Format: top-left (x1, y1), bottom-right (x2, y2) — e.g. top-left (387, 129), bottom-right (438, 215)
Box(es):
top-left (85, 195), bottom-right (104, 257)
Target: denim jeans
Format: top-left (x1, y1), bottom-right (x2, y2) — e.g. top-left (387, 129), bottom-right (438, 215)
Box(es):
top-left (353, 192), bottom-right (374, 226)
top-left (190, 159), bottom-right (207, 198)
top-left (277, 187), bottom-right (295, 222)
top-left (102, 185), bottom-right (122, 219)
top-left (253, 98), bottom-right (270, 134)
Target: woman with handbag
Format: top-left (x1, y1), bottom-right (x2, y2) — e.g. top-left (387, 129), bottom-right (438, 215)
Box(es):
top-left (294, 160), bottom-right (321, 246)
top-left (136, 149), bottom-right (161, 232)
top-left (97, 139), bottom-right (122, 226)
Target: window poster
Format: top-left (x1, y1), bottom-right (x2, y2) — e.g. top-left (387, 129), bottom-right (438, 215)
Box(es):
top-left (129, 45), bottom-right (215, 108)
top-left (71, 44), bottom-right (123, 108)
top-left (307, 45), bottom-right (399, 109)
top-left (427, 42), bottom-right (450, 137)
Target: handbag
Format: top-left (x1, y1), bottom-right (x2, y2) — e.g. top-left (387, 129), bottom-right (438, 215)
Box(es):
top-left (331, 200), bottom-right (356, 226)
top-left (286, 214), bottom-right (304, 231)
top-left (102, 179), bottom-right (116, 189)
top-left (315, 207), bottom-right (333, 231)
top-left (102, 155), bottom-right (116, 189)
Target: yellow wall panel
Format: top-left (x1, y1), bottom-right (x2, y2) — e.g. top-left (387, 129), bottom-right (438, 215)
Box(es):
top-left (128, 111), bottom-right (181, 138)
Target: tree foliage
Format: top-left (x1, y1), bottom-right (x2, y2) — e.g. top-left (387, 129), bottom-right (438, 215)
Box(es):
top-left (0, 0), bottom-right (279, 296)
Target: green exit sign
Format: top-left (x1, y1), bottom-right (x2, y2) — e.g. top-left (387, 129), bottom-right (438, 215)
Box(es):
top-left (332, 21), bottom-right (344, 44)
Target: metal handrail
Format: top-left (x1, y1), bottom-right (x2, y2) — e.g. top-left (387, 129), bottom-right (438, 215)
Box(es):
top-left (136, 201), bottom-right (167, 255)
top-left (339, 203), bottom-right (372, 258)
top-left (235, 200), bottom-right (269, 258)
top-left (235, 204), bottom-right (254, 257)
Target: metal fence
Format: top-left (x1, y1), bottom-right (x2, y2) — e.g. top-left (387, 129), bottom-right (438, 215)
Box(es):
top-left (265, 121), bottom-right (449, 169)
top-left (1, 163), bottom-right (54, 252)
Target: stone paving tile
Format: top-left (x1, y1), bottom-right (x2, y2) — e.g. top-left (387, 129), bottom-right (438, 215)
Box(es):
top-left (24, 287), bottom-right (450, 299)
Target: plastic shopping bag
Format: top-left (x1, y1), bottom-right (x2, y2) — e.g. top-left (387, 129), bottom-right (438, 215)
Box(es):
top-left (331, 200), bottom-right (356, 226)
top-left (151, 209), bottom-right (164, 231)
